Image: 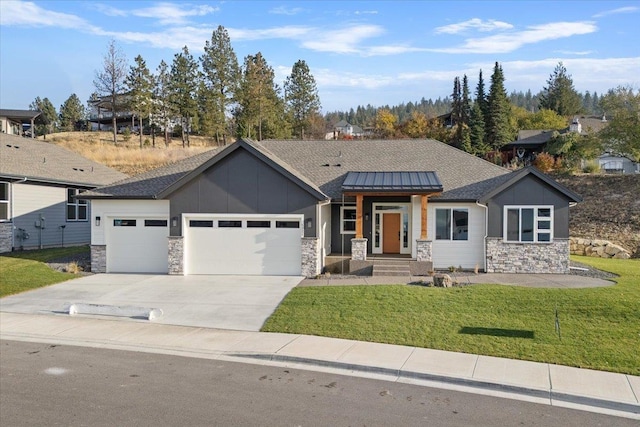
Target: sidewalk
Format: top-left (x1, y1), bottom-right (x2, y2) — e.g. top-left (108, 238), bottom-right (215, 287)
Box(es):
top-left (1, 311), bottom-right (638, 420)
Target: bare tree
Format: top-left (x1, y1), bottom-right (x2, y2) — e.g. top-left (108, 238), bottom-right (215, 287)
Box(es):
top-left (94, 39), bottom-right (127, 144)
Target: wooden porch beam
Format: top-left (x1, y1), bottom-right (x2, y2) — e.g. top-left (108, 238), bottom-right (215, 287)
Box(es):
top-left (420, 195), bottom-right (428, 239)
top-left (355, 194), bottom-right (364, 238)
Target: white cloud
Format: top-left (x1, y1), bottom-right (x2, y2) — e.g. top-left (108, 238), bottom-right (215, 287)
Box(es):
top-left (432, 21), bottom-right (597, 54)
top-left (592, 6), bottom-right (638, 18)
top-left (100, 26), bottom-right (214, 51)
top-left (130, 2), bottom-right (218, 25)
top-left (229, 26), bottom-right (312, 41)
top-left (0, 1), bottom-right (98, 32)
top-left (269, 6), bottom-right (305, 16)
top-left (354, 10), bottom-right (378, 15)
top-left (300, 24), bottom-right (385, 54)
top-left (93, 3), bottom-right (127, 17)
top-left (554, 50), bottom-right (594, 56)
top-left (434, 18), bottom-right (513, 34)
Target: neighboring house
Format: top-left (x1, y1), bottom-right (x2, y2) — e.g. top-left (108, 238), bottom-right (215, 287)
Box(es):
top-left (596, 153), bottom-right (640, 174)
top-left (502, 115), bottom-right (610, 166)
top-left (0, 109), bottom-right (41, 137)
top-left (82, 138), bottom-right (581, 277)
top-left (328, 120), bottom-right (364, 139)
top-left (87, 94), bottom-right (136, 132)
top-left (0, 134), bottom-right (127, 253)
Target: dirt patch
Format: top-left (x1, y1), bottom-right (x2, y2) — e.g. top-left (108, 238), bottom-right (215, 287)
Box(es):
top-left (553, 173), bottom-right (640, 257)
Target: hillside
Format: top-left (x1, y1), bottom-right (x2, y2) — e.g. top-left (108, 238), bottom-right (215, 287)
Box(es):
top-left (554, 174), bottom-right (640, 257)
top-left (39, 132), bottom-right (639, 257)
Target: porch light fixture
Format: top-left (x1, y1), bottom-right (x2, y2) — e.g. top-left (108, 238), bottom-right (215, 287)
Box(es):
top-left (306, 218), bottom-right (313, 229)
top-left (95, 216), bottom-right (101, 226)
top-left (171, 217), bottom-right (178, 227)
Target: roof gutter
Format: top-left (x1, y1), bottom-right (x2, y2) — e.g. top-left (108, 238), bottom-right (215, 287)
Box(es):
top-left (1, 173), bottom-right (106, 189)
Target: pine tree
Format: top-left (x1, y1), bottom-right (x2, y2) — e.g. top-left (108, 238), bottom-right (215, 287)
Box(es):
top-left (284, 59), bottom-right (321, 139)
top-left (58, 94), bottom-right (85, 132)
top-left (154, 60), bottom-right (173, 146)
top-left (539, 62), bottom-right (582, 117)
top-left (169, 46), bottom-right (200, 147)
top-left (126, 55), bottom-right (155, 147)
top-left (486, 62), bottom-right (512, 150)
top-left (199, 26), bottom-right (240, 145)
top-left (29, 97), bottom-right (57, 137)
top-left (475, 70), bottom-right (488, 125)
top-left (460, 75), bottom-right (471, 151)
top-left (468, 101), bottom-right (486, 155)
top-left (235, 53), bottom-right (288, 140)
top-left (93, 39), bottom-right (127, 144)
top-left (450, 77), bottom-right (462, 148)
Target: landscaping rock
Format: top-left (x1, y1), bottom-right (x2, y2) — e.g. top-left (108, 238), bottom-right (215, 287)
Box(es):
top-left (433, 274), bottom-right (453, 288)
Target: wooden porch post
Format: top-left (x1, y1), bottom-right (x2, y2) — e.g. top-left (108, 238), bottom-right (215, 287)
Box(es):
top-left (420, 195), bottom-right (428, 239)
top-left (355, 194), bottom-right (364, 238)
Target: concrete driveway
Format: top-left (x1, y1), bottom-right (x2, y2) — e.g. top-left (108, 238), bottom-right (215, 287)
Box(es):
top-left (0, 274), bottom-right (303, 331)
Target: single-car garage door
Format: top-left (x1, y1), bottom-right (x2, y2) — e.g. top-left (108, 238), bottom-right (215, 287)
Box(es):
top-left (107, 217), bottom-right (169, 273)
top-left (184, 215), bottom-right (303, 275)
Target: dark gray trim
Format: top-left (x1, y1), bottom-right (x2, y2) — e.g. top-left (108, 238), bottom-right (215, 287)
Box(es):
top-left (342, 171), bottom-right (443, 193)
top-left (479, 167), bottom-right (582, 204)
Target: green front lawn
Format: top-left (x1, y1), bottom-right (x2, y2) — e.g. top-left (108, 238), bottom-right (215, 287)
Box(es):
top-left (263, 256), bottom-right (640, 375)
top-left (0, 246), bottom-right (89, 298)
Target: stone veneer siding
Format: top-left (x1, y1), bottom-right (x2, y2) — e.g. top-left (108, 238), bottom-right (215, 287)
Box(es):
top-left (168, 236), bottom-right (184, 275)
top-left (301, 237), bottom-right (320, 278)
top-left (415, 239), bottom-right (433, 261)
top-left (90, 245), bottom-right (107, 273)
top-left (0, 222), bottom-right (12, 253)
top-left (351, 238), bottom-right (368, 261)
top-left (486, 237), bottom-right (570, 274)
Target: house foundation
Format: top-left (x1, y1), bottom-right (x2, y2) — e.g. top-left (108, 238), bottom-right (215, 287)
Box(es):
top-left (90, 245), bottom-right (107, 273)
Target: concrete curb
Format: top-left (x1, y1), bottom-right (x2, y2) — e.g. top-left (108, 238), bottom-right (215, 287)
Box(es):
top-left (231, 353), bottom-right (640, 416)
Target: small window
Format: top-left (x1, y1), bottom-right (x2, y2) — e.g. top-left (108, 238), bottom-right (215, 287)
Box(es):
top-left (66, 189), bottom-right (88, 222)
top-left (340, 206), bottom-right (356, 234)
top-left (145, 219), bottom-right (168, 227)
top-left (504, 206), bottom-right (554, 243)
top-left (276, 221), bottom-right (300, 228)
top-left (189, 220), bottom-right (213, 227)
top-left (0, 182), bottom-right (9, 221)
top-left (247, 220), bottom-right (271, 228)
top-left (219, 220), bottom-right (242, 228)
top-left (114, 219), bottom-right (136, 227)
top-left (435, 208), bottom-right (468, 241)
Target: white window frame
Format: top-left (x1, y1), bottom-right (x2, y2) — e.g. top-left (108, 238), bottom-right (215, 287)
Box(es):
top-left (340, 206), bottom-right (356, 234)
top-left (0, 181), bottom-right (9, 221)
top-left (503, 205), bottom-right (554, 243)
top-left (67, 188), bottom-right (88, 222)
top-left (435, 208), bottom-right (469, 241)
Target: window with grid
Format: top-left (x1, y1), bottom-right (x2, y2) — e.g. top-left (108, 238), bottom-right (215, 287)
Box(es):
top-left (504, 206), bottom-right (553, 243)
top-left (67, 189), bottom-right (88, 221)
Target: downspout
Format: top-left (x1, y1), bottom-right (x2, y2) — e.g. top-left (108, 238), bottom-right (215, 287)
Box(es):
top-left (316, 199), bottom-right (331, 273)
top-left (11, 178), bottom-right (28, 250)
top-left (476, 201), bottom-right (489, 273)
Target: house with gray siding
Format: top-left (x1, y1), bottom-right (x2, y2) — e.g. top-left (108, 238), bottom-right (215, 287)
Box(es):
top-left (0, 133), bottom-right (127, 253)
top-left (82, 138), bottom-right (581, 277)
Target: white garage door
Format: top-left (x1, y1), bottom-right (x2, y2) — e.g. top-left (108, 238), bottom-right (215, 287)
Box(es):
top-left (107, 218), bottom-right (169, 273)
top-left (184, 215), bottom-right (303, 275)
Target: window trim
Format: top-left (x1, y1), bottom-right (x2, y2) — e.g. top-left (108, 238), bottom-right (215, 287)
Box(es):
top-left (340, 206), bottom-right (357, 234)
top-left (435, 208), bottom-right (469, 241)
top-left (66, 188), bottom-right (88, 222)
top-left (0, 181), bottom-right (9, 221)
top-left (503, 205), bottom-right (554, 243)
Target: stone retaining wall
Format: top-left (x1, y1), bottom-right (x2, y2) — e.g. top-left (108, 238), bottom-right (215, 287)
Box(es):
top-left (0, 222), bottom-right (12, 253)
top-left (486, 238), bottom-right (570, 274)
top-left (570, 237), bottom-right (631, 259)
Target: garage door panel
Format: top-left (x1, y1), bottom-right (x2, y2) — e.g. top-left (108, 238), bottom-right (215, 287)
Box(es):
top-left (185, 216), bottom-right (302, 275)
top-left (107, 219), bottom-right (169, 273)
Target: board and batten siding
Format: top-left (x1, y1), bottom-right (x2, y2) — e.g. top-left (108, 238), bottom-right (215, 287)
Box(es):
top-left (424, 200), bottom-right (486, 270)
top-left (11, 182), bottom-right (90, 249)
top-left (90, 199), bottom-right (170, 245)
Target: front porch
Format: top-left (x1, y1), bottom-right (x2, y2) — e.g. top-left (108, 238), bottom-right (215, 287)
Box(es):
top-left (325, 254), bottom-right (429, 276)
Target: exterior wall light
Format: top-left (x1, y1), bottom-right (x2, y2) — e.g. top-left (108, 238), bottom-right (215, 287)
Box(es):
top-left (306, 218), bottom-right (313, 229)
top-left (172, 217), bottom-right (178, 227)
top-left (95, 216), bottom-right (101, 226)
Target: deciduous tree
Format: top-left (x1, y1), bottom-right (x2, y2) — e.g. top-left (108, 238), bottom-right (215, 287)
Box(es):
top-left (94, 39), bottom-right (127, 144)
top-left (374, 108), bottom-right (397, 138)
top-left (598, 86), bottom-right (640, 161)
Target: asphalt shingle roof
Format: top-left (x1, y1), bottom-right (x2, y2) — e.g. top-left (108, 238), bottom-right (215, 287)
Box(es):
top-left (0, 133), bottom-right (126, 187)
top-left (85, 138), bottom-right (512, 201)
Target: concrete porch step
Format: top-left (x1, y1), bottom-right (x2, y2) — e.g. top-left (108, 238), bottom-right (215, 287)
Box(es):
top-left (373, 269), bottom-right (411, 277)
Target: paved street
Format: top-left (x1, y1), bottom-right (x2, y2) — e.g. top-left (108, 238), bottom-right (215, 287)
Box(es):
top-left (1, 340), bottom-right (636, 427)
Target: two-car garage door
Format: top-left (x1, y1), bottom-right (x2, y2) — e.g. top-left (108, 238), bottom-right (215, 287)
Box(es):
top-left (184, 215), bottom-right (303, 275)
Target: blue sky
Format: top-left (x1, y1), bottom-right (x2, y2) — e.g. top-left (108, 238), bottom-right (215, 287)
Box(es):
top-left (1, 1), bottom-right (639, 113)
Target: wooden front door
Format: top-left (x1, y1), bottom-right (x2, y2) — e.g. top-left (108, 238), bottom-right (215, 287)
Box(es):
top-left (382, 213), bottom-right (401, 254)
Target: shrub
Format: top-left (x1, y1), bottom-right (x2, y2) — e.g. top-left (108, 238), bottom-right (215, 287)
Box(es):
top-left (534, 152), bottom-right (555, 172)
top-left (582, 160), bottom-right (601, 174)
top-left (122, 127), bottom-right (131, 142)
